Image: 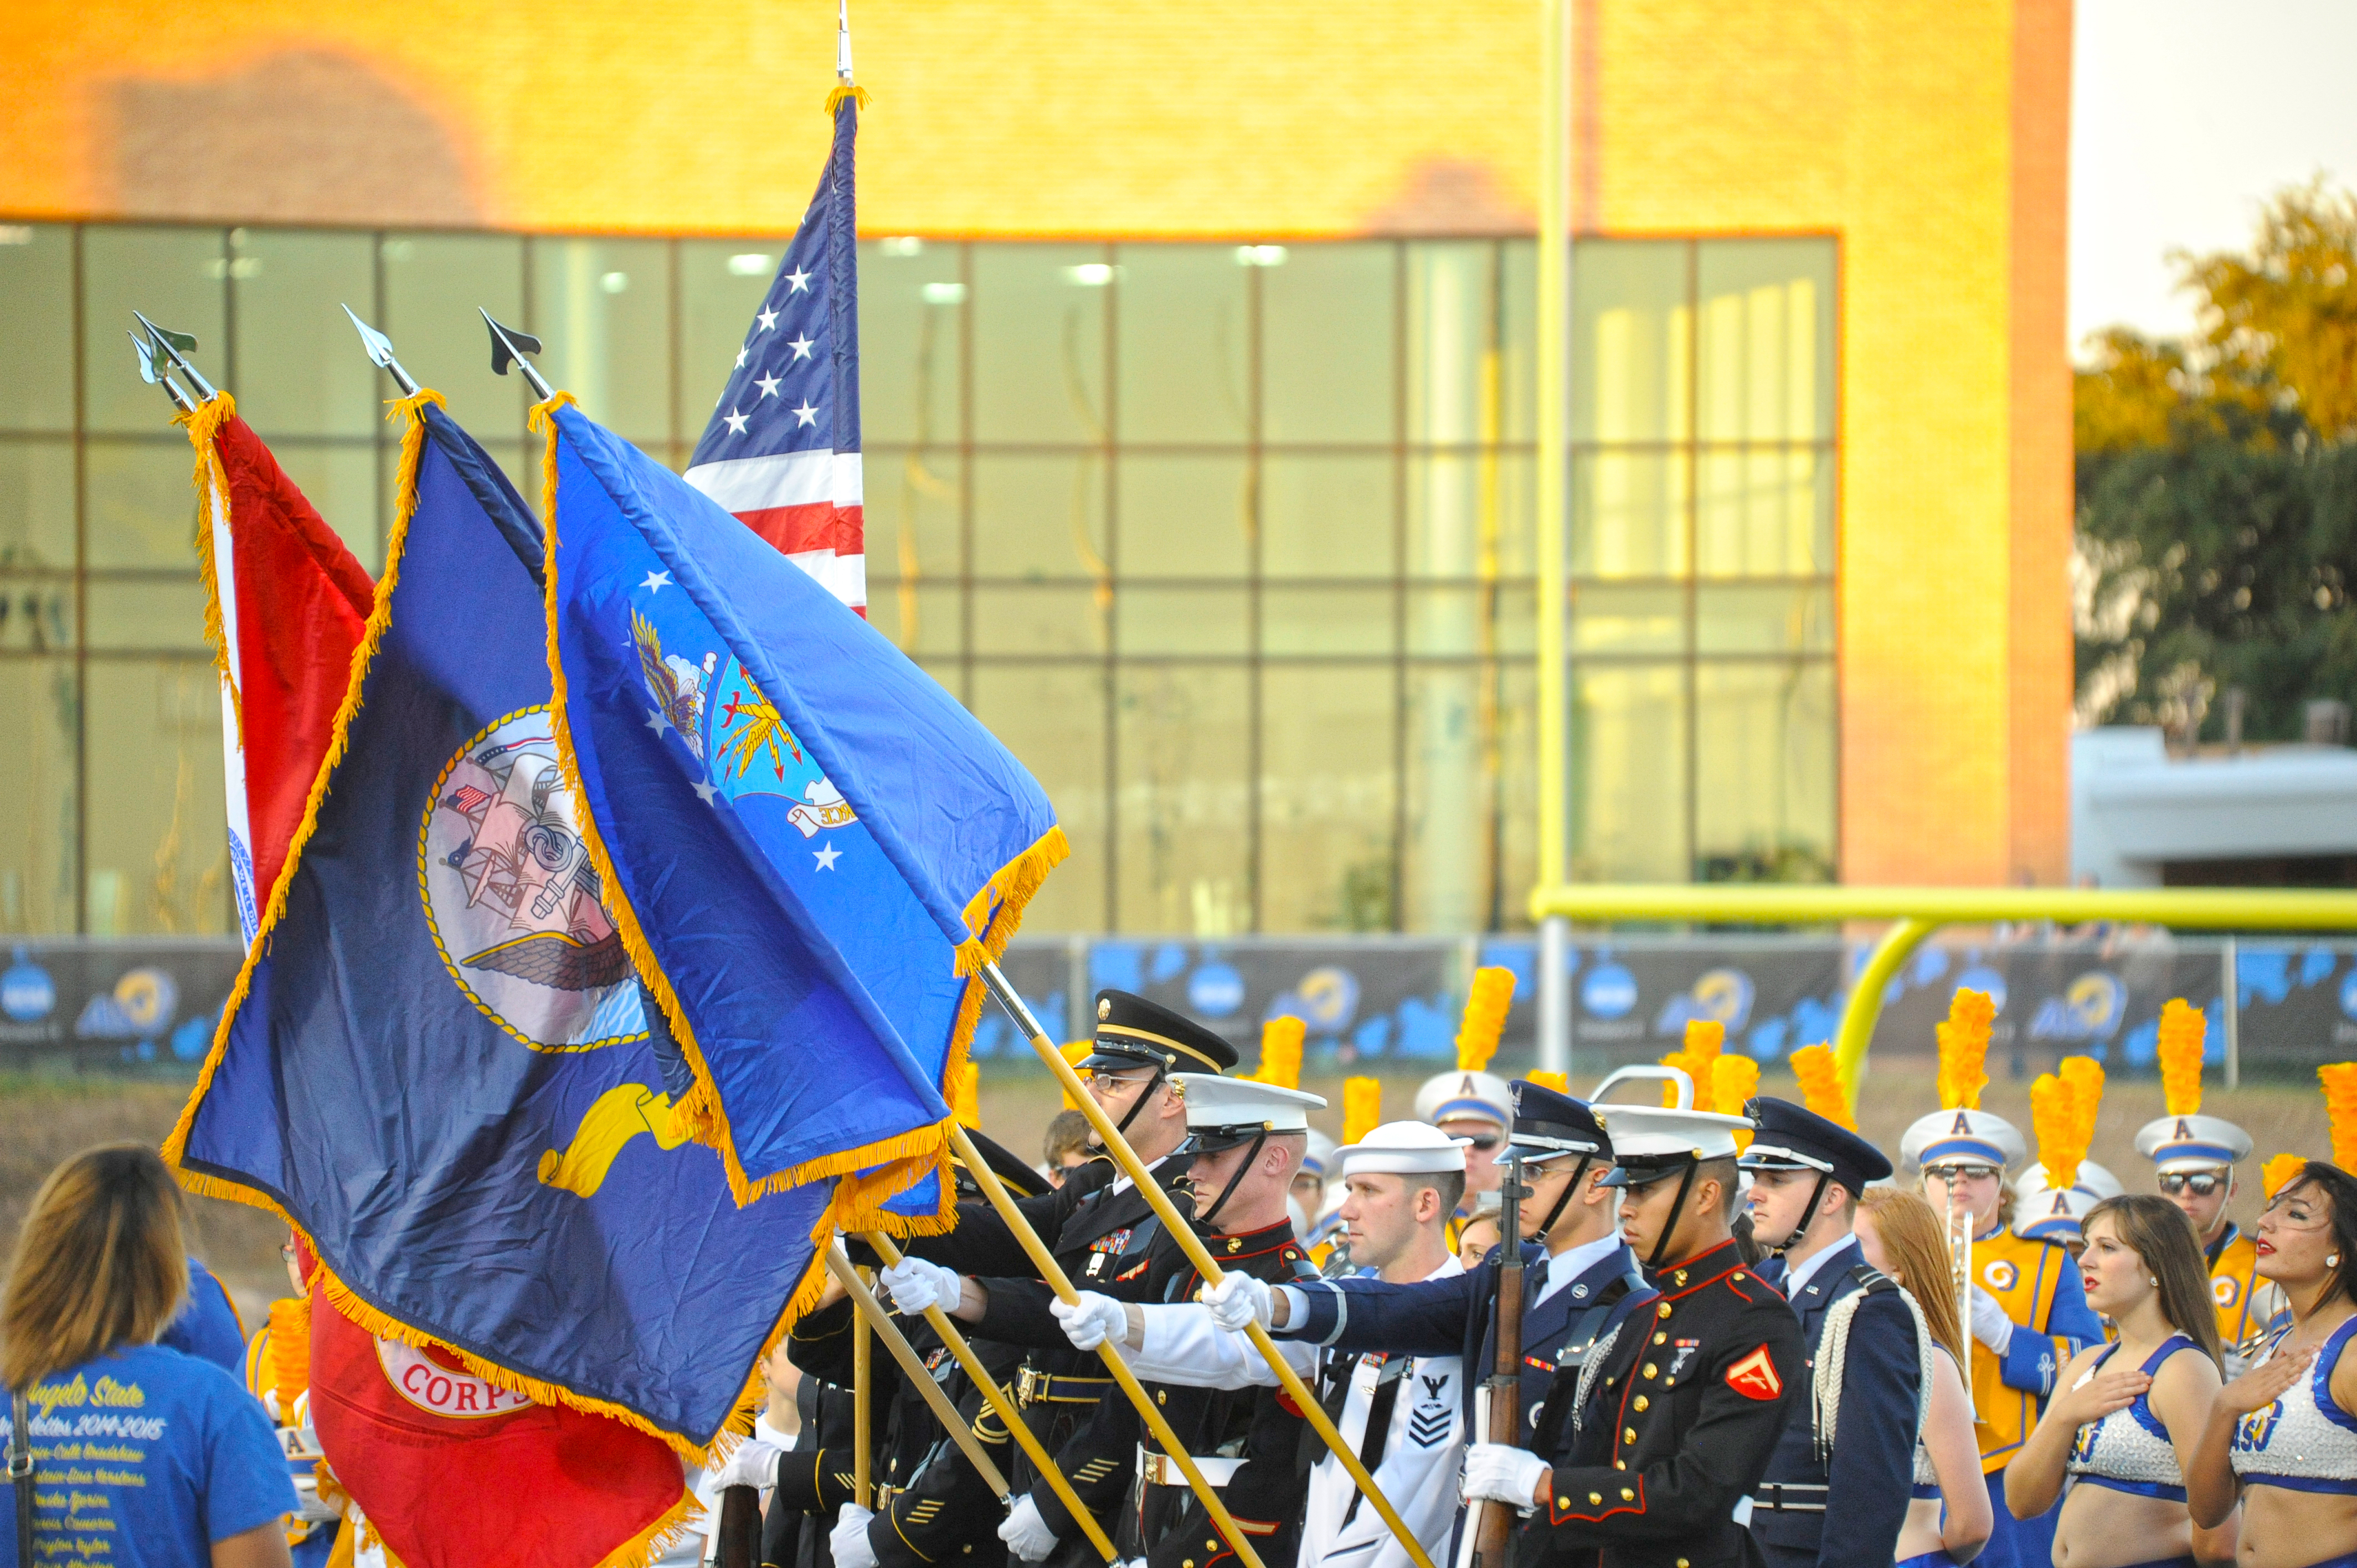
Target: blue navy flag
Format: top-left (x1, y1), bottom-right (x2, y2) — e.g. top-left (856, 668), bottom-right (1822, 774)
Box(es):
top-left (166, 394), bottom-right (838, 1453)
top-left (685, 95), bottom-right (863, 611)
top-left (542, 398), bottom-right (1065, 1216)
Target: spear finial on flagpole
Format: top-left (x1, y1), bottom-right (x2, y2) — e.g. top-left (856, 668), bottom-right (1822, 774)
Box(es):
top-left (342, 305), bottom-right (421, 397)
top-left (478, 308), bottom-right (555, 402)
top-left (127, 331), bottom-right (195, 413)
top-left (132, 311), bottom-right (219, 403)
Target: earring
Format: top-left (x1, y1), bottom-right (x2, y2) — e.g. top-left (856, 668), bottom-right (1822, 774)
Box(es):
top-left (2333, 1254), bottom-right (2343, 1269)
top-left (2150, 1276), bottom-right (2160, 1289)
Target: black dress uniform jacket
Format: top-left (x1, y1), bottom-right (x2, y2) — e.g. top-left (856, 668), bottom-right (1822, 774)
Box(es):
top-left (1524, 1239), bottom-right (1803, 1568)
top-left (771, 1333), bottom-right (879, 1568)
top-left (1747, 1236), bottom-right (1920, 1568)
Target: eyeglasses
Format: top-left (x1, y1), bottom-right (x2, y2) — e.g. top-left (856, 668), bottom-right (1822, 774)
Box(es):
top-left (1922, 1164), bottom-right (1999, 1182)
top-left (2158, 1172), bottom-right (2226, 1197)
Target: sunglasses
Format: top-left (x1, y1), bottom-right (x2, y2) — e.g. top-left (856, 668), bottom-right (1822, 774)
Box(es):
top-left (1922, 1164), bottom-right (1999, 1182)
top-left (2158, 1172), bottom-right (2226, 1197)
top-left (1461, 1134), bottom-right (1504, 1152)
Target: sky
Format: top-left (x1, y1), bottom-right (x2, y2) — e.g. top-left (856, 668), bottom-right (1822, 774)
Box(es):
top-left (2069, 0), bottom-right (2357, 357)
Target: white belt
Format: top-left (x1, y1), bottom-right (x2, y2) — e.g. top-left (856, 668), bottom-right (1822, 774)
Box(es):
top-left (1136, 1445), bottom-right (1244, 1488)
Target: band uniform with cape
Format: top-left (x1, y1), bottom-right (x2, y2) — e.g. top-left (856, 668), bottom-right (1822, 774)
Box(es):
top-left (164, 394), bottom-right (850, 1506)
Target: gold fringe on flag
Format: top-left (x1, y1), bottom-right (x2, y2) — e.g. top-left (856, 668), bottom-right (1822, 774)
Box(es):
top-left (2158, 999), bottom-right (2207, 1116)
top-left (947, 1056), bottom-right (980, 1129)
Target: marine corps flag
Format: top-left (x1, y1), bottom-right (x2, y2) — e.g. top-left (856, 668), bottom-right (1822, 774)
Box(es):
top-left (166, 393), bottom-right (840, 1499)
top-left (539, 397), bottom-right (1064, 1213)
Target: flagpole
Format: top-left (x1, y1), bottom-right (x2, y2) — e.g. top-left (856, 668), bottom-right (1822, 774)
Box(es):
top-left (342, 305), bottom-right (422, 397)
top-left (824, 1250), bottom-right (1017, 1504)
top-left (837, 0), bottom-right (853, 84)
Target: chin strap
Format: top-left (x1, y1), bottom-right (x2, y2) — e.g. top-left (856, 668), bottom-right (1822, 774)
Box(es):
top-left (1770, 1173), bottom-right (1833, 1256)
top-left (1535, 1157), bottom-right (1595, 1242)
top-left (1198, 1129), bottom-right (1269, 1230)
top-left (1097, 1061), bottom-right (1169, 1147)
top-left (1646, 1162), bottom-right (1702, 1272)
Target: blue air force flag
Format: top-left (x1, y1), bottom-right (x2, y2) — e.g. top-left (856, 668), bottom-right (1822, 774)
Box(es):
top-left (167, 395), bottom-right (837, 1452)
top-left (542, 399), bottom-right (1064, 1213)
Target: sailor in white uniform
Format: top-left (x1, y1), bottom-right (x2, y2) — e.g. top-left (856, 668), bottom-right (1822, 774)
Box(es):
top-left (1052, 1121), bottom-right (1472, 1568)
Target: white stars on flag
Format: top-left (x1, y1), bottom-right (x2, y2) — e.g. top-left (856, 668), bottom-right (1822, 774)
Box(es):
top-left (791, 400), bottom-right (820, 427)
top-left (813, 842), bottom-right (841, 871)
top-left (640, 570), bottom-right (672, 594)
top-left (755, 372), bottom-right (782, 399)
top-left (693, 778), bottom-right (719, 805)
top-left (785, 268), bottom-right (812, 293)
top-left (756, 306), bottom-right (779, 332)
top-left (723, 407), bottom-right (750, 436)
top-left (645, 708), bottom-right (672, 738)
top-left (788, 335), bottom-right (815, 361)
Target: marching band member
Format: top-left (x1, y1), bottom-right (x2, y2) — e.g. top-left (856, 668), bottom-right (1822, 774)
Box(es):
top-left (2140, 999), bottom-right (2266, 1365)
top-left (1739, 1097), bottom-right (1926, 1568)
top-left (2187, 1156), bottom-right (2357, 1568)
top-left (1901, 1041), bottom-right (2103, 1568)
top-left (1054, 1120), bottom-right (1471, 1568)
top-left (2005, 1195), bottom-right (2230, 1568)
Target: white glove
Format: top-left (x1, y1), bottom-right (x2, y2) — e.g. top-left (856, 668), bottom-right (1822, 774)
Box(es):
top-left (708, 1437), bottom-right (784, 1491)
top-left (1460, 1442), bottom-right (1548, 1508)
top-left (831, 1504), bottom-right (878, 1568)
top-left (1203, 1272), bottom-right (1273, 1334)
top-left (879, 1256), bottom-right (964, 1317)
top-left (1968, 1286), bottom-right (2015, 1354)
top-left (1051, 1292), bottom-right (1128, 1353)
top-left (997, 1494), bottom-right (1060, 1562)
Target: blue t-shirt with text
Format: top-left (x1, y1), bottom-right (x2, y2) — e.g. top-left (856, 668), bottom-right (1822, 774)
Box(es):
top-left (2, 1342), bottom-right (294, 1567)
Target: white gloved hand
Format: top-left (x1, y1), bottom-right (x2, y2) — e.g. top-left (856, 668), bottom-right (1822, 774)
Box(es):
top-left (708, 1437), bottom-right (784, 1492)
top-left (1460, 1442), bottom-right (1549, 1509)
top-left (1968, 1285), bottom-right (2015, 1354)
top-left (997, 1494), bottom-right (1060, 1562)
top-left (1203, 1272), bottom-right (1273, 1334)
top-left (831, 1504), bottom-right (878, 1568)
top-left (1051, 1292), bottom-right (1128, 1353)
top-left (879, 1256), bottom-right (964, 1317)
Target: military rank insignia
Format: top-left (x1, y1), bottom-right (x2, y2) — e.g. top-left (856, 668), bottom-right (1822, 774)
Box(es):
top-left (1725, 1345), bottom-right (1784, 1401)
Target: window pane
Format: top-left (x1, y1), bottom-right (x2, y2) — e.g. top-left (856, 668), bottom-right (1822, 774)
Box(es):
top-left (973, 245), bottom-right (1107, 445)
top-left (1572, 451), bottom-right (1688, 578)
top-left (1403, 663), bottom-right (1501, 932)
top-left (1697, 238), bottom-right (1835, 443)
top-left (970, 663), bottom-right (1106, 933)
top-left (972, 453), bottom-right (1105, 580)
top-left (1697, 447), bottom-right (1831, 576)
top-left (861, 239), bottom-right (963, 448)
top-left (88, 581), bottom-right (207, 653)
top-left (1264, 244), bottom-right (1394, 443)
top-left (0, 226), bottom-right (77, 433)
top-left (863, 581), bottom-right (960, 661)
top-left (1260, 664), bottom-right (1396, 932)
top-left (1264, 453), bottom-right (1392, 579)
top-left (1494, 660), bottom-right (1538, 927)
top-left (973, 585), bottom-right (1103, 656)
top-left (0, 579), bottom-right (75, 654)
top-left (228, 229), bottom-right (379, 438)
top-left (383, 234), bottom-right (527, 439)
top-left (1407, 586), bottom-right (1485, 657)
top-left (84, 227), bottom-right (224, 436)
top-left (1119, 454), bottom-right (1248, 579)
top-left (681, 238), bottom-right (789, 437)
top-left (269, 443), bottom-right (384, 575)
top-left (531, 238), bottom-right (673, 445)
top-left (1406, 241), bottom-right (1497, 447)
top-left (1116, 246), bottom-right (1248, 445)
top-left (1407, 452), bottom-right (1529, 580)
top-left (1264, 586), bottom-right (1393, 657)
top-left (1574, 240), bottom-right (1690, 444)
top-left (1117, 586), bottom-right (1246, 656)
top-left (86, 437), bottom-right (197, 570)
top-left (0, 438), bottom-right (77, 570)
top-left (1694, 660), bottom-right (1836, 881)
top-left (1499, 240), bottom-right (1536, 445)
top-left (83, 659), bottom-right (230, 937)
top-left (0, 657), bottom-right (78, 932)
top-left (1572, 663), bottom-right (1687, 881)
top-left (1572, 584), bottom-right (1685, 656)
top-left (866, 446), bottom-right (964, 581)
top-left (1115, 664), bottom-right (1249, 935)
top-left (1696, 582), bottom-right (1833, 656)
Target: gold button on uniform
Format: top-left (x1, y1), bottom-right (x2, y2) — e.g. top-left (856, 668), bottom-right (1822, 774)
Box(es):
top-left (1642, 1363), bottom-right (1657, 1378)
top-left (1656, 1303), bottom-right (1674, 1318)
top-left (1653, 1332), bottom-right (1668, 1345)
top-left (1614, 1460), bottom-right (1627, 1470)
top-left (1156, 1390), bottom-right (1166, 1404)
top-left (1673, 1270), bottom-right (1687, 1286)
top-left (1633, 1396), bottom-right (1649, 1411)
top-left (1620, 1488), bottom-right (1634, 1500)
top-left (1227, 1239), bottom-right (1241, 1254)
top-left (1588, 1492), bottom-right (1602, 1504)
top-left (1559, 1497), bottom-right (1569, 1508)
top-left (1624, 1427), bottom-right (1637, 1443)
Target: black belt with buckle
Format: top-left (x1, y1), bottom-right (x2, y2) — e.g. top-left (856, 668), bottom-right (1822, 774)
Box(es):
top-left (1753, 1483), bottom-right (1827, 1514)
top-left (1017, 1368), bottom-right (1115, 1405)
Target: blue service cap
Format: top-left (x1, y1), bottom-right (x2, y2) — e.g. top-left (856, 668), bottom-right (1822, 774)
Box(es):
top-left (1737, 1096), bottom-right (1892, 1196)
top-left (1493, 1079), bottom-right (1615, 1165)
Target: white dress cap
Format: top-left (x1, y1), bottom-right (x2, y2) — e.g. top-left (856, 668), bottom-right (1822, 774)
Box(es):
top-left (1415, 1069), bottom-right (1512, 1127)
top-left (1170, 1072), bottom-right (1327, 1134)
top-left (2133, 1113), bottom-right (2253, 1173)
top-left (1596, 1103), bottom-right (1753, 1166)
top-left (1332, 1119), bottom-right (1470, 1178)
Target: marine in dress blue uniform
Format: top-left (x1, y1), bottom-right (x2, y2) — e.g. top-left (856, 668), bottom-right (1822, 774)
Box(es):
top-left (1739, 1097), bottom-right (1924, 1568)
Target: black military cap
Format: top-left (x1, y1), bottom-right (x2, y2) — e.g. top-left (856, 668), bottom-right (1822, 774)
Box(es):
top-left (1737, 1095), bottom-right (1892, 1197)
top-left (1495, 1079), bottom-right (1617, 1165)
top-left (1078, 989), bottom-right (1239, 1076)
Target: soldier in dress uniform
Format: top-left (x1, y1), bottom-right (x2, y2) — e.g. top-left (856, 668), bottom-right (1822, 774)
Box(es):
top-left (2137, 1110), bottom-right (2266, 1365)
top-left (871, 992), bottom-right (1241, 1568)
top-left (1738, 1098), bottom-right (1924, 1568)
top-left (1458, 1102), bottom-right (1804, 1568)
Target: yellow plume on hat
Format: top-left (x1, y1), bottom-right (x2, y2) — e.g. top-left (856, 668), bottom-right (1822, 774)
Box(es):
top-left (1525, 1070), bottom-right (1569, 1094)
top-left (1664, 1019), bottom-right (1726, 1110)
top-left (1936, 989), bottom-right (1995, 1111)
top-left (1457, 967), bottom-right (1516, 1072)
top-left (1789, 1043), bottom-right (1856, 1131)
top-left (947, 1056), bottom-right (981, 1129)
top-left (1342, 1076), bottom-right (1382, 1147)
top-left (2261, 1152), bottom-right (2307, 1200)
top-left (2324, 1061), bottom-right (2357, 1170)
top-left (267, 1296), bottom-right (310, 1425)
top-left (1713, 1054), bottom-right (1759, 1152)
top-left (1255, 1015), bottom-right (1305, 1090)
top-left (2031, 1063), bottom-right (2097, 1194)
top-left (2158, 999), bottom-right (2206, 1117)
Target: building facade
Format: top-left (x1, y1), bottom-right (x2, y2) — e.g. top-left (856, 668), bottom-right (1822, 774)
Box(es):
top-left (0, 0), bottom-right (2072, 939)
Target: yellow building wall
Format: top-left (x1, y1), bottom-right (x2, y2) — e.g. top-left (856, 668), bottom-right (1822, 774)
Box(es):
top-left (0, 0), bottom-right (2073, 888)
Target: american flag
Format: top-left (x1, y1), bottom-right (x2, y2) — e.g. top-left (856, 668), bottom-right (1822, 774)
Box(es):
top-left (685, 97), bottom-right (864, 612)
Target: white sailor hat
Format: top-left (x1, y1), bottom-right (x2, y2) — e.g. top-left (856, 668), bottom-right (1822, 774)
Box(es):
top-left (1332, 1120), bottom-right (1469, 1178)
top-left (1596, 1105), bottom-right (1753, 1186)
top-left (1901, 1107), bottom-right (2027, 1172)
top-left (2019, 1158), bottom-right (2122, 1200)
top-left (1415, 1069), bottom-right (1512, 1128)
top-left (2011, 1175), bottom-right (2101, 1242)
top-left (1298, 1129), bottom-right (1339, 1181)
top-left (1170, 1074), bottom-right (1327, 1153)
top-left (2134, 1113), bottom-right (2253, 1174)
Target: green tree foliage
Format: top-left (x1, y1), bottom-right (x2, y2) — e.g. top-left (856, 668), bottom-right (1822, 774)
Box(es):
top-left (2076, 180), bottom-right (2357, 740)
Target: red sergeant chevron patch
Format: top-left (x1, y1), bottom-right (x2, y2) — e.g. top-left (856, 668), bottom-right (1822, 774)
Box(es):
top-left (1725, 1346), bottom-right (1783, 1401)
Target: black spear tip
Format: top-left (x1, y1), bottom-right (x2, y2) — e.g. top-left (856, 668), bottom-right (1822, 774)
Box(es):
top-left (479, 310), bottom-right (544, 376)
